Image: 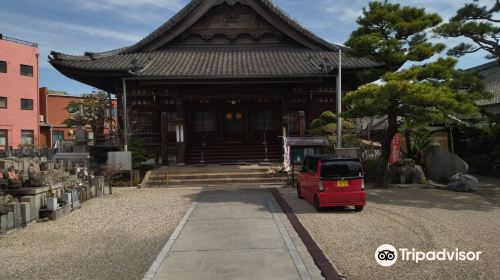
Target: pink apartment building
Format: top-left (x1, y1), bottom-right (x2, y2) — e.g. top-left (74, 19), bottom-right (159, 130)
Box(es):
top-left (0, 34), bottom-right (39, 154)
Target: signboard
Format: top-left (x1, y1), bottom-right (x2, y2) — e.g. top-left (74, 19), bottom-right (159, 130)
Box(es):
top-left (283, 138), bottom-right (290, 172)
top-left (389, 133), bottom-right (402, 164)
top-left (107, 152), bottom-right (132, 171)
top-left (283, 137), bottom-right (330, 171)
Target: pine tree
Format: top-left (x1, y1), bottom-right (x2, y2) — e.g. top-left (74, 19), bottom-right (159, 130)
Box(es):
top-left (344, 1), bottom-right (490, 187)
top-left (435, 0), bottom-right (500, 61)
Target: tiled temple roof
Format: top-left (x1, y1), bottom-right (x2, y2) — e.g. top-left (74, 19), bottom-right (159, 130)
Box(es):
top-left (51, 47), bottom-right (380, 78)
top-left (50, 0), bottom-right (382, 80)
top-left (468, 60), bottom-right (500, 106)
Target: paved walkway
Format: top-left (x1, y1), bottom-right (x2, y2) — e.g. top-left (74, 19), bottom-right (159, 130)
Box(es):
top-left (476, 175), bottom-right (500, 204)
top-left (144, 189), bottom-right (323, 280)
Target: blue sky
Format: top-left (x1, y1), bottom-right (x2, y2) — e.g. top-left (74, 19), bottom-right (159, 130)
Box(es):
top-left (0, 0), bottom-right (494, 95)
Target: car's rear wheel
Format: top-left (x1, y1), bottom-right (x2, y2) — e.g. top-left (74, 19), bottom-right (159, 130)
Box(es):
top-left (314, 195), bottom-right (323, 212)
top-left (297, 184), bottom-right (303, 199)
top-left (354, 205), bottom-right (364, 212)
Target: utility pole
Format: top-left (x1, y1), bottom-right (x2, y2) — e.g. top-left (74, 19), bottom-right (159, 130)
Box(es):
top-left (309, 48), bottom-right (343, 147)
top-left (337, 49), bottom-right (343, 148)
top-left (121, 79), bottom-right (128, 152)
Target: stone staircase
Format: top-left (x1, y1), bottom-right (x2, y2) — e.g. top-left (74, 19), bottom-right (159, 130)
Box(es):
top-left (186, 142), bottom-right (282, 164)
top-left (142, 165), bottom-right (286, 188)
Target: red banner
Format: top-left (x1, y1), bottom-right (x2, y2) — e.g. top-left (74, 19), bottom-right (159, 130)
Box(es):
top-left (389, 133), bottom-right (401, 164)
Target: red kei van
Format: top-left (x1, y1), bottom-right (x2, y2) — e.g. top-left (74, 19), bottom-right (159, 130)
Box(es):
top-left (296, 155), bottom-right (366, 211)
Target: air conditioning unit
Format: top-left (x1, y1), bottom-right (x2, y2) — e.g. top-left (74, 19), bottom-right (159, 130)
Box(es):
top-left (39, 115), bottom-right (44, 122)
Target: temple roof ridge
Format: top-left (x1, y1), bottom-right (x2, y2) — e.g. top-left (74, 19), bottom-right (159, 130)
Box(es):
top-left (50, 0), bottom-right (341, 62)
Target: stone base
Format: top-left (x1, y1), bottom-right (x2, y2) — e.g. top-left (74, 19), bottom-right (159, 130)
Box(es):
top-left (0, 212), bottom-right (15, 234)
top-left (39, 205), bottom-right (72, 221)
top-left (72, 200), bottom-right (81, 210)
top-left (5, 203), bottom-right (21, 228)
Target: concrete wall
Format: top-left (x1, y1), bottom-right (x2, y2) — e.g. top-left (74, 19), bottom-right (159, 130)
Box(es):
top-left (0, 38), bottom-right (39, 150)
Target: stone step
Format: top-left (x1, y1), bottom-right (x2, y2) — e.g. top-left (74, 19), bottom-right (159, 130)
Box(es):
top-left (149, 182), bottom-right (285, 189)
top-left (150, 172), bottom-right (273, 180)
top-left (148, 177), bottom-right (285, 187)
top-left (150, 167), bottom-right (274, 175)
top-left (185, 158), bottom-right (282, 164)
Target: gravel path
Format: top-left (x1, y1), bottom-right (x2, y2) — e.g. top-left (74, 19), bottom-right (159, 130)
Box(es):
top-left (0, 188), bottom-right (200, 280)
top-left (280, 186), bottom-right (500, 280)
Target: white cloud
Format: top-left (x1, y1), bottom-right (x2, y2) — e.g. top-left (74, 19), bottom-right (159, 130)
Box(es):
top-left (0, 11), bottom-right (141, 44)
top-left (0, 11), bottom-right (143, 69)
top-left (73, 0), bottom-right (185, 11)
top-left (318, 0), bottom-right (493, 23)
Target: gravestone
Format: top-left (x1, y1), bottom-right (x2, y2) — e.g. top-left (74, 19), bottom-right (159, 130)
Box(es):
top-left (0, 214), bottom-right (8, 232)
top-left (73, 127), bottom-right (89, 153)
top-left (21, 196), bottom-right (36, 222)
top-left (91, 176), bottom-right (105, 197)
top-left (18, 202), bottom-right (31, 225)
top-left (6, 212), bottom-right (14, 230)
top-left (0, 204), bottom-right (10, 215)
top-left (27, 163), bottom-right (44, 187)
top-left (5, 203), bottom-right (21, 228)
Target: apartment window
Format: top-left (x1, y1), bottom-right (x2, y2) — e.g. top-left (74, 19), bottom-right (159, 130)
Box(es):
top-left (0, 130), bottom-right (7, 151)
top-left (0, 60), bottom-right (6, 73)
top-left (20, 99), bottom-right (33, 110)
top-left (0, 96), bottom-right (6, 108)
top-left (21, 130), bottom-right (34, 145)
top-left (20, 64), bottom-right (33, 77)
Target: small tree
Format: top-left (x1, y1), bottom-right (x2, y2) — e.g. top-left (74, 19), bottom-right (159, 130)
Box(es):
top-left (345, 1), bottom-right (446, 186)
top-left (344, 57), bottom-right (490, 186)
top-left (129, 139), bottom-right (150, 170)
top-left (435, 0), bottom-right (500, 61)
top-left (343, 1), bottom-right (492, 186)
top-left (310, 111), bottom-right (359, 149)
top-left (64, 91), bottom-right (113, 145)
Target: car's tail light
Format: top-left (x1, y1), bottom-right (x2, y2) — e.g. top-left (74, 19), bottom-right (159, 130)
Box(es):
top-left (361, 179), bottom-right (365, 190)
top-left (318, 181), bottom-right (324, 192)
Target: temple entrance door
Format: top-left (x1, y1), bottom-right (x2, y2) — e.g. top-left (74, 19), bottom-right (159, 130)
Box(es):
top-left (224, 111), bottom-right (247, 142)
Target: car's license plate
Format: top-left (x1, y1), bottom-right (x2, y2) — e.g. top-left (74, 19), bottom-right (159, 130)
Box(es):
top-left (336, 180), bottom-right (349, 187)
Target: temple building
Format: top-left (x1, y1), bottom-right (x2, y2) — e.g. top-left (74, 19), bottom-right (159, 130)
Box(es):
top-left (49, 0), bottom-right (381, 164)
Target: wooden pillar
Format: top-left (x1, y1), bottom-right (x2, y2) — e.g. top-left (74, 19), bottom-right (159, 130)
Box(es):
top-left (248, 106), bottom-right (254, 142)
top-left (175, 98), bottom-right (186, 165)
top-left (160, 112), bottom-right (169, 165)
top-left (299, 111), bottom-right (306, 137)
top-left (218, 108), bottom-right (224, 142)
top-left (281, 95), bottom-right (289, 137)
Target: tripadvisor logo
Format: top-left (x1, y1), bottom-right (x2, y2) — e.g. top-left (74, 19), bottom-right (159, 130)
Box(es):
top-left (375, 244), bottom-right (482, 267)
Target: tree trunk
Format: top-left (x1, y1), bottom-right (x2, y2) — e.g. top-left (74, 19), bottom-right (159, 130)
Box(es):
top-left (109, 179), bottom-right (113, 195)
top-left (405, 129), bottom-right (414, 160)
top-left (375, 104), bottom-right (399, 187)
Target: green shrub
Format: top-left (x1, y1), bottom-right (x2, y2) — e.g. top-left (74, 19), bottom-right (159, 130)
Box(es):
top-left (363, 159), bottom-right (378, 177)
top-left (468, 154), bottom-right (494, 175)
